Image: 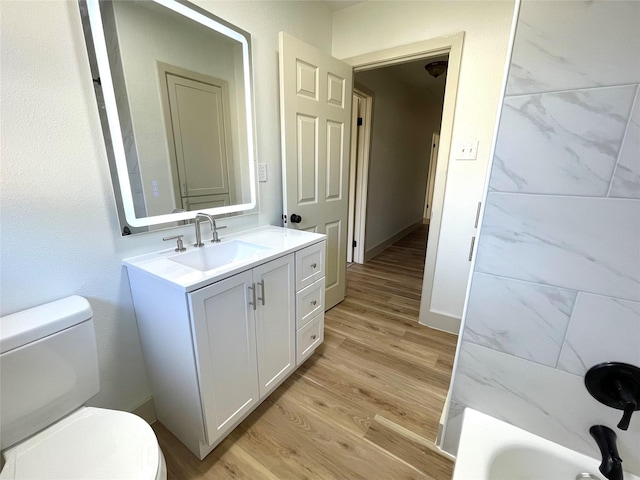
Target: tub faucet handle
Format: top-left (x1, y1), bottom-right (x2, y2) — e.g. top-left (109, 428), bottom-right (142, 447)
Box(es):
top-left (617, 382), bottom-right (637, 430)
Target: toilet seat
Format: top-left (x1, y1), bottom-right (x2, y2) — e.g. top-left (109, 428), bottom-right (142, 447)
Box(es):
top-left (1, 407), bottom-right (161, 480)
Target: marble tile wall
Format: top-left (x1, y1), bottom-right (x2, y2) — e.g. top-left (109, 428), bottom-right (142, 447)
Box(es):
top-left (443, 1), bottom-right (640, 474)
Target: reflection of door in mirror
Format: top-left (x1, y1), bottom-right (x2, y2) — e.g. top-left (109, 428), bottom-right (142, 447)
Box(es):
top-left (158, 63), bottom-right (235, 213)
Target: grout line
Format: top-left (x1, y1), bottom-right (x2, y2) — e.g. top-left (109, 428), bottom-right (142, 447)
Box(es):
top-left (486, 190), bottom-right (640, 201)
top-left (606, 84), bottom-right (639, 197)
top-left (473, 271), bottom-right (576, 293)
top-left (504, 81), bottom-right (640, 99)
top-left (554, 291), bottom-right (580, 369)
top-left (473, 271), bottom-right (639, 304)
top-left (461, 340), bottom-right (584, 378)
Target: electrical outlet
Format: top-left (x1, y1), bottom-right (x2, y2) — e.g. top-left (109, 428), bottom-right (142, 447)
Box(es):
top-left (455, 140), bottom-right (479, 160)
top-left (258, 163), bottom-right (267, 182)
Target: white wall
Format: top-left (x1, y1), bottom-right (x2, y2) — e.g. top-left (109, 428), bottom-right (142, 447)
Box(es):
top-left (333, 1), bottom-right (515, 319)
top-left (0, 0), bottom-right (332, 413)
top-left (444, 0), bottom-right (640, 473)
top-left (355, 67), bottom-right (442, 252)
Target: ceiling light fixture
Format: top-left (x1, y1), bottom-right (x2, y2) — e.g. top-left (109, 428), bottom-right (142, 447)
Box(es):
top-left (425, 61), bottom-right (448, 78)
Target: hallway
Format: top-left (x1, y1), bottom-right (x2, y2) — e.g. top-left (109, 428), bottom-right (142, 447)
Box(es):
top-left (154, 224), bottom-right (458, 479)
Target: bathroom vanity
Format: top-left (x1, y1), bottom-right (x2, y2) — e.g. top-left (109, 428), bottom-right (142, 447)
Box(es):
top-left (124, 226), bottom-right (325, 459)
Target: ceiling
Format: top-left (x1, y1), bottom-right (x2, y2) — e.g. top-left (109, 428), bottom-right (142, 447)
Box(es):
top-left (323, 1), bottom-right (365, 12)
top-left (359, 54), bottom-right (450, 104)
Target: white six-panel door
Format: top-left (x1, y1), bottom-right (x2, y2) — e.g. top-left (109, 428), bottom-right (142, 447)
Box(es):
top-left (279, 32), bottom-right (353, 310)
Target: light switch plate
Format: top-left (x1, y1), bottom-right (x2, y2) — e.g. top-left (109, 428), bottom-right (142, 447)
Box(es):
top-left (258, 163), bottom-right (267, 182)
top-left (455, 140), bottom-right (479, 160)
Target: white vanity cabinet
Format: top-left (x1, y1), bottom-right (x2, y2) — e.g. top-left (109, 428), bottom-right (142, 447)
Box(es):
top-left (294, 242), bottom-right (325, 364)
top-left (189, 254), bottom-right (295, 447)
top-left (124, 228), bottom-right (325, 460)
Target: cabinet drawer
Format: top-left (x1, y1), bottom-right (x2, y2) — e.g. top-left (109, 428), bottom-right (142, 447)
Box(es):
top-left (296, 278), bottom-right (325, 328)
top-left (295, 241), bottom-right (325, 290)
top-left (296, 313), bottom-right (323, 365)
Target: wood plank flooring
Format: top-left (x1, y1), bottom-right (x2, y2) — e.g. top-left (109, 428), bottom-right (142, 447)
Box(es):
top-left (153, 224), bottom-right (458, 479)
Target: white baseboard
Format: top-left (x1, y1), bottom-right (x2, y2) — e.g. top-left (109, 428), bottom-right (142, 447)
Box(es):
top-left (131, 396), bottom-right (157, 424)
top-left (364, 220), bottom-right (424, 262)
top-left (420, 310), bottom-right (461, 335)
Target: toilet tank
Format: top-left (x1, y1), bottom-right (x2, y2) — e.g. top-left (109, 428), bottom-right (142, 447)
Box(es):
top-left (0, 296), bottom-right (100, 451)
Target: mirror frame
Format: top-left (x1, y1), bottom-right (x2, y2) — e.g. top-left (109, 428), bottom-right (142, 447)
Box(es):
top-left (82, 0), bottom-right (257, 229)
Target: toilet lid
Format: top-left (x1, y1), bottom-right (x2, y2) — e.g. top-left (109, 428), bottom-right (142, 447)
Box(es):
top-left (1, 407), bottom-right (160, 480)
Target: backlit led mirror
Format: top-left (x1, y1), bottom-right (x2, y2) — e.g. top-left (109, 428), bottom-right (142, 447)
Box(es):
top-left (79, 0), bottom-right (257, 234)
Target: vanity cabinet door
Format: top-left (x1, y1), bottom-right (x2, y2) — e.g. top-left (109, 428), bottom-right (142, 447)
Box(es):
top-left (188, 270), bottom-right (260, 447)
top-left (253, 254), bottom-right (295, 398)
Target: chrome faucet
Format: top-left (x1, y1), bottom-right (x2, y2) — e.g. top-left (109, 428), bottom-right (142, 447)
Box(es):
top-left (194, 213), bottom-right (215, 247)
top-left (590, 425), bottom-right (624, 480)
top-left (194, 212), bottom-right (226, 246)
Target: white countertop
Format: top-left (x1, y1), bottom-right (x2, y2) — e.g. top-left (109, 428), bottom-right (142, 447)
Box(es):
top-left (123, 226), bottom-right (325, 292)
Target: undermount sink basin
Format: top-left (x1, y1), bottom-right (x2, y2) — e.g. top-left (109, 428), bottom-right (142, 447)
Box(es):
top-left (168, 240), bottom-right (269, 271)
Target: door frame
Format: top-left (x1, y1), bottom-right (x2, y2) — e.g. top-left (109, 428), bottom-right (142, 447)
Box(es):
top-left (341, 32), bottom-right (464, 333)
top-left (346, 86), bottom-right (373, 264)
top-left (423, 133), bottom-right (440, 220)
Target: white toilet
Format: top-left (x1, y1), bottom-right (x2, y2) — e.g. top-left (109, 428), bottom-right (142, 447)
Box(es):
top-left (0, 296), bottom-right (167, 480)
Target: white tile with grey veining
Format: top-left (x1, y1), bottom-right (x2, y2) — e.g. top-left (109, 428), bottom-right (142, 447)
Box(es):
top-left (558, 293), bottom-right (640, 376)
top-left (490, 86), bottom-right (636, 196)
top-left (475, 193), bottom-right (640, 302)
top-left (441, 400), bottom-right (465, 457)
top-left (464, 273), bottom-right (576, 366)
top-left (610, 89), bottom-right (640, 199)
top-left (451, 341), bottom-right (640, 475)
top-left (507, 0), bottom-right (640, 95)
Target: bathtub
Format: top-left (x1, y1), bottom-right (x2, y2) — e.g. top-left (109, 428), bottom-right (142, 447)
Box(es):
top-left (453, 408), bottom-right (640, 480)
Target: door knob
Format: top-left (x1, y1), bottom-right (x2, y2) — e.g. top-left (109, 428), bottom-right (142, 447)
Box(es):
top-left (290, 214), bottom-right (302, 223)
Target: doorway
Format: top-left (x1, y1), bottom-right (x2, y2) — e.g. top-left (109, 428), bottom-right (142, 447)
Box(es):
top-left (347, 55), bottom-right (447, 264)
top-left (342, 33), bottom-right (463, 334)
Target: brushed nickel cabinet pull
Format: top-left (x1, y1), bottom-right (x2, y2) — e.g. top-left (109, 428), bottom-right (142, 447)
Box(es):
top-left (257, 280), bottom-right (265, 306)
top-left (311, 263), bottom-right (317, 269)
top-left (311, 300), bottom-right (317, 306)
top-left (311, 334), bottom-right (317, 340)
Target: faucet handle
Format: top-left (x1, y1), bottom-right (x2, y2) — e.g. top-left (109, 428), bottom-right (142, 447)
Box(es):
top-left (617, 384), bottom-right (637, 430)
top-left (163, 234), bottom-right (187, 252)
top-left (209, 224), bottom-right (227, 243)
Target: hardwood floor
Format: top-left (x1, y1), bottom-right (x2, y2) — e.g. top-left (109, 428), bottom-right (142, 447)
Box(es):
top-left (153, 224), bottom-right (458, 479)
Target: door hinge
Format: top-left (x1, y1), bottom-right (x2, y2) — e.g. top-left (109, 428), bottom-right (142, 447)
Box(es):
top-left (352, 240), bottom-right (357, 248)
top-left (282, 214), bottom-right (287, 225)
top-left (357, 117), bottom-right (363, 126)
top-left (474, 202), bottom-right (482, 228)
top-left (468, 236), bottom-right (476, 262)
